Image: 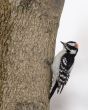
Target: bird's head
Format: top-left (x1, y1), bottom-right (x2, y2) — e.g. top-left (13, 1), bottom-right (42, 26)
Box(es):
top-left (61, 41), bottom-right (79, 55)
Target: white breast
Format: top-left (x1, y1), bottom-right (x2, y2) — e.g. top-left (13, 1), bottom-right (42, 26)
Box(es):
top-left (51, 50), bottom-right (65, 81)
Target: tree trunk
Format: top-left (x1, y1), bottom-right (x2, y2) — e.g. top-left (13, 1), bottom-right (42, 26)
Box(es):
top-left (0, 0), bottom-right (65, 110)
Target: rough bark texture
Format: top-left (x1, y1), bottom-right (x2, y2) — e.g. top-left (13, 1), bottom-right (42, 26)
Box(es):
top-left (0, 0), bottom-right (65, 110)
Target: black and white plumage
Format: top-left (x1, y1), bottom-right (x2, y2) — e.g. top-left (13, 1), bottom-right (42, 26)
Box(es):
top-left (49, 41), bottom-right (78, 99)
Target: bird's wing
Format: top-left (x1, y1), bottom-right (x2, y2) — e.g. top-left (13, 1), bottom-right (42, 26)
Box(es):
top-left (60, 55), bottom-right (74, 72)
top-left (57, 56), bottom-right (73, 93)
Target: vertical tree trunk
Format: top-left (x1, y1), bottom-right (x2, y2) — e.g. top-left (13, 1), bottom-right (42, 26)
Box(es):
top-left (0, 0), bottom-right (65, 110)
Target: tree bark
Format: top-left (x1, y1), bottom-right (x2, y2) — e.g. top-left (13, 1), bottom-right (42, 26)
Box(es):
top-left (0, 0), bottom-right (65, 110)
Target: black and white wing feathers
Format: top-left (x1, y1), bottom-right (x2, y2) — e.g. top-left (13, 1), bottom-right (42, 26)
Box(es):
top-left (57, 53), bottom-right (75, 93)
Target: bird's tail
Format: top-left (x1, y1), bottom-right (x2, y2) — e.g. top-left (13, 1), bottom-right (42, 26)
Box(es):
top-left (57, 84), bottom-right (64, 94)
top-left (49, 81), bottom-right (58, 100)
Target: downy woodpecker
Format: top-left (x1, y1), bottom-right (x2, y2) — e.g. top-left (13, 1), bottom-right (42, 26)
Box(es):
top-left (49, 41), bottom-right (78, 99)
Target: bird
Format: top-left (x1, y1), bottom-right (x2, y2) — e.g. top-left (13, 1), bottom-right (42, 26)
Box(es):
top-left (49, 41), bottom-right (79, 99)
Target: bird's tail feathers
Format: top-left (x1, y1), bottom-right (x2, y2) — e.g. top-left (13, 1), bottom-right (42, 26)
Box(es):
top-left (57, 85), bottom-right (64, 94)
top-left (49, 81), bottom-right (58, 100)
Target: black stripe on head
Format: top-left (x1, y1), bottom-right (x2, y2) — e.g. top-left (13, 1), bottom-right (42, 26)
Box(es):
top-left (66, 41), bottom-right (77, 50)
top-left (67, 44), bottom-right (77, 50)
top-left (67, 41), bottom-right (76, 44)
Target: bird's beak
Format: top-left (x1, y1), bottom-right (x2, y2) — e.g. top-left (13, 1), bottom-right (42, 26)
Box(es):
top-left (60, 41), bottom-right (66, 46)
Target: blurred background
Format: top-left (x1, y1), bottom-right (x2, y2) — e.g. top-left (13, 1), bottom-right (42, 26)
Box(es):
top-left (50, 0), bottom-right (88, 110)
